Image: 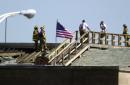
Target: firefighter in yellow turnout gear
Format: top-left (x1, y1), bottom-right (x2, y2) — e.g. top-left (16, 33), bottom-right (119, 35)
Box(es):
top-left (33, 25), bottom-right (39, 51)
top-left (39, 25), bottom-right (47, 51)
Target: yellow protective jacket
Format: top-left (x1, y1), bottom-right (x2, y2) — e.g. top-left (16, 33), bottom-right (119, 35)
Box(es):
top-left (33, 30), bottom-right (39, 41)
top-left (43, 32), bottom-right (46, 39)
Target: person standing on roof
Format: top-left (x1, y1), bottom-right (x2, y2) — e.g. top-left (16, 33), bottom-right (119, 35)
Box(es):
top-left (79, 20), bottom-right (91, 43)
top-left (123, 24), bottom-right (128, 35)
top-left (123, 24), bottom-right (129, 46)
top-left (33, 25), bottom-right (39, 51)
top-left (100, 21), bottom-right (107, 32)
top-left (39, 25), bottom-right (47, 52)
top-left (99, 21), bottom-right (107, 44)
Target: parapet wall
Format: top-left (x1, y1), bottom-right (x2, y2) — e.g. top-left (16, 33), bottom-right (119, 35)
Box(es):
top-left (0, 66), bottom-right (118, 85)
top-left (0, 43), bottom-right (59, 50)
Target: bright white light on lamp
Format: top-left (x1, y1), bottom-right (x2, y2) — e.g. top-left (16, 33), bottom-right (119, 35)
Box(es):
top-left (0, 9), bottom-right (36, 43)
top-left (20, 9), bottom-right (36, 19)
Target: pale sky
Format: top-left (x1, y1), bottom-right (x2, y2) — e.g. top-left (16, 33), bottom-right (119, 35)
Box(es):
top-left (0, 0), bottom-right (130, 43)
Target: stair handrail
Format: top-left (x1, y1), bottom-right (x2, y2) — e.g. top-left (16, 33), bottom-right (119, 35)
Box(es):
top-left (64, 44), bottom-right (90, 66)
top-left (48, 38), bottom-right (68, 59)
top-left (49, 31), bottom-right (91, 62)
top-left (48, 31), bottom-right (90, 64)
top-left (48, 32), bottom-right (76, 59)
top-left (48, 40), bottom-right (76, 63)
top-left (64, 32), bottom-right (93, 66)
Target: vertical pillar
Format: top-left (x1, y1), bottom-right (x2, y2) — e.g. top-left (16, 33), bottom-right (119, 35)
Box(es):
top-left (75, 31), bottom-right (78, 41)
top-left (124, 35), bottom-right (129, 47)
top-left (118, 35), bottom-right (121, 46)
top-left (112, 35), bottom-right (115, 46)
top-left (75, 31), bottom-right (78, 53)
top-left (105, 34), bottom-right (108, 45)
top-left (98, 33), bottom-right (101, 44)
top-left (87, 32), bottom-right (89, 44)
top-left (5, 18), bottom-right (8, 43)
top-left (62, 53), bottom-right (64, 65)
top-left (92, 32), bottom-right (95, 44)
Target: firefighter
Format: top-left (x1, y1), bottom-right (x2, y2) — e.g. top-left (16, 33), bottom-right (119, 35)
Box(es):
top-left (123, 24), bottom-right (129, 46)
top-left (39, 25), bottom-right (47, 52)
top-left (33, 25), bottom-right (39, 51)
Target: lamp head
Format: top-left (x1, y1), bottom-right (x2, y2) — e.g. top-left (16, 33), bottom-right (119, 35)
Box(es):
top-left (20, 9), bottom-right (36, 19)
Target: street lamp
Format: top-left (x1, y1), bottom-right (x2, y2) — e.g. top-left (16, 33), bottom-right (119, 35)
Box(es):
top-left (0, 9), bottom-right (36, 43)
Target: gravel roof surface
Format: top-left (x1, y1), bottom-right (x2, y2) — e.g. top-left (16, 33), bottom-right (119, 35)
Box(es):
top-left (72, 47), bottom-right (130, 67)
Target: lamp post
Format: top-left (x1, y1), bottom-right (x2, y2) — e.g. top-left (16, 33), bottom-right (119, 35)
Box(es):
top-left (0, 9), bottom-right (36, 43)
top-left (5, 18), bottom-right (7, 43)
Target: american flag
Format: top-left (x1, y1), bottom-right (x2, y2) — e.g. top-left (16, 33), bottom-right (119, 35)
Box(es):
top-left (56, 21), bottom-right (73, 39)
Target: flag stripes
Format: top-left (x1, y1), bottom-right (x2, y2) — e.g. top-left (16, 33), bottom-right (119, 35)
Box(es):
top-left (56, 21), bottom-right (73, 39)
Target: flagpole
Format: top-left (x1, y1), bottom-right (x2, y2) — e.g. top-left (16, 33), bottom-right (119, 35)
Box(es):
top-left (55, 36), bottom-right (57, 43)
top-left (55, 19), bottom-right (58, 43)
